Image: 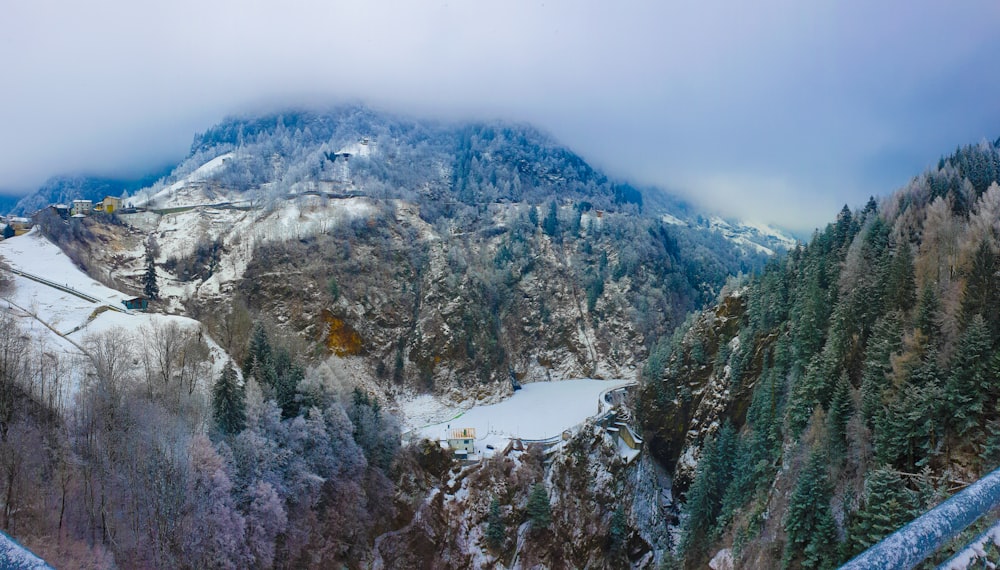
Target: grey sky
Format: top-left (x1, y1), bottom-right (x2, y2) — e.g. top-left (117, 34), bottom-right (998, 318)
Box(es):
top-left (2, 0), bottom-right (998, 232)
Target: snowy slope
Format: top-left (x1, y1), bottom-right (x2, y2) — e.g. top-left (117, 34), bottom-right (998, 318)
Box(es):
top-left (408, 379), bottom-right (631, 455)
top-left (131, 152), bottom-right (235, 209)
top-left (0, 531), bottom-right (54, 570)
top-left (660, 212), bottom-right (797, 255)
top-left (0, 230), bottom-right (235, 406)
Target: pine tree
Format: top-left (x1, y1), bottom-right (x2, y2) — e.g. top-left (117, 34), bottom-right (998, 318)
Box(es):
top-left (915, 285), bottom-right (940, 343)
top-left (526, 483), bottom-right (551, 530)
top-left (884, 242), bottom-right (916, 314)
top-left (847, 467), bottom-right (912, 556)
top-left (961, 241), bottom-right (1000, 335)
top-left (826, 372), bottom-right (853, 463)
top-left (244, 322), bottom-right (277, 388)
top-left (486, 498), bottom-right (505, 550)
top-left (783, 449), bottom-right (838, 569)
top-left (680, 423), bottom-right (739, 562)
top-left (860, 312), bottom-right (903, 427)
top-left (212, 362), bottom-right (246, 435)
top-left (143, 246), bottom-right (159, 300)
top-left (608, 506), bottom-right (627, 558)
top-left (945, 314), bottom-right (991, 437)
top-left (542, 201), bottom-right (559, 238)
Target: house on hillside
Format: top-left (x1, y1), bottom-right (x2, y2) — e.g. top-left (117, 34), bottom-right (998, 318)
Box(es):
top-left (71, 200), bottom-right (93, 216)
top-left (51, 204), bottom-right (70, 220)
top-left (122, 297), bottom-right (149, 311)
top-left (95, 196), bottom-right (122, 214)
top-left (615, 421), bottom-right (642, 450)
top-left (447, 427), bottom-right (477, 454)
top-left (8, 217), bottom-right (33, 236)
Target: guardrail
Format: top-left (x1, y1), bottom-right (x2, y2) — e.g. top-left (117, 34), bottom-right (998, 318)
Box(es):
top-left (4, 267), bottom-right (127, 314)
top-left (840, 467), bottom-right (1000, 569)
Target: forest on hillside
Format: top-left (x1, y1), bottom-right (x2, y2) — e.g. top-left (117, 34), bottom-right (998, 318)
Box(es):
top-left (641, 139), bottom-right (1000, 569)
top-left (0, 311), bottom-right (434, 569)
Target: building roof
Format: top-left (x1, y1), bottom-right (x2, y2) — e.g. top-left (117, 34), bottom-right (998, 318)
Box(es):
top-left (449, 427), bottom-right (477, 440)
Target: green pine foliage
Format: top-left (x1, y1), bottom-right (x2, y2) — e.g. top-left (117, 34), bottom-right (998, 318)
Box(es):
top-left (680, 423), bottom-right (739, 562)
top-left (143, 246), bottom-right (159, 300)
top-left (654, 141), bottom-right (1000, 568)
top-left (486, 498), bottom-right (505, 550)
top-left (825, 372), bottom-right (853, 463)
top-left (945, 314), bottom-right (991, 437)
top-left (847, 467), bottom-right (915, 556)
top-left (242, 322), bottom-right (303, 418)
top-left (783, 449), bottom-right (838, 569)
top-left (527, 483), bottom-right (552, 530)
top-left (212, 362), bottom-right (246, 436)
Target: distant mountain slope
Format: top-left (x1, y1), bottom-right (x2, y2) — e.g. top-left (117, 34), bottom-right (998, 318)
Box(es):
top-left (10, 165), bottom-right (174, 216)
top-left (24, 105), bottom-right (791, 396)
top-left (0, 195), bottom-right (19, 216)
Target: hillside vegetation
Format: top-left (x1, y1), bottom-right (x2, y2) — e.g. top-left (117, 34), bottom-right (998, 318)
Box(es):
top-left (641, 139), bottom-right (1000, 568)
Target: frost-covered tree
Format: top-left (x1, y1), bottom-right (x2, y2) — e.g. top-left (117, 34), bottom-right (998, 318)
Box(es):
top-left (182, 436), bottom-right (248, 569)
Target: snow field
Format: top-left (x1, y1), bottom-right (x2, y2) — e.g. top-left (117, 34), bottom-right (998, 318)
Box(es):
top-left (0, 231), bottom-right (234, 406)
top-left (410, 379), bottom-right (631, 457)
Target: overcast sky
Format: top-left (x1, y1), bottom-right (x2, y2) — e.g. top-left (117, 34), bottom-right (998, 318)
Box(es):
top-left (2, 1), bottom-right (998, 232)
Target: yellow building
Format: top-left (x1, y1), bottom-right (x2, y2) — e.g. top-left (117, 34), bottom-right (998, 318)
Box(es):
top-left (96, 196), bottom-right (122, 214)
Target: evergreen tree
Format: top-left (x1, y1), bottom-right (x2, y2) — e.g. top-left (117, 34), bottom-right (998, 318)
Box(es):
top-left (884, 242), bottom-right (916, 314)
top-left (2, 224), bottom-right (13, 239)
top-left (526, 483), bottom-right (551, 530)
top-left (542, 200), bottom-right (559, 238)
top-left (826, 372), bottom-right (853, 463)
top-left (874, 353), bottom-right (943, 470)
top-left (272, 347), bottom-right (303, 419)
top-left (847, 467), bottom-right (912, 556)
top-left (244, 322), bottom-right (277, 389)
top-left (783, 449), bottom-right (838, 569)
top-left (915, 285), bottom-right (941, 343)
top-left (680, 423), bottom-right (738, 561)
top-left (961, 241), bottom-right (1000, 335)
top-left (608, 506), bottom-right (627, 558)
top-left (945, 314), bottom-right (991, 437)
top-left (212, 362), bottom-right (246, 435)
top-left (486, 498), bottom-right (505, 550)
top-left (143, 245), bottom-right (159, 300)
top-left (860, 312), bottom-right (903, 427)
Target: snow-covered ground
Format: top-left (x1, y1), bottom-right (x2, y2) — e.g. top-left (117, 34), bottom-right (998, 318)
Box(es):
top-left (0, 230), bottom-right (233, 406)
top-left (407, 379), bottom-right (632, 457)
top-left (132, 152), bottom-right (234, 208)
top-left (0, 530), bottom-right (53, 569)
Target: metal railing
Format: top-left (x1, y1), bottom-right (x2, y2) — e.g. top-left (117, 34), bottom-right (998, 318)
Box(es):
top-left (840, 467), bottom-right (1000, 569)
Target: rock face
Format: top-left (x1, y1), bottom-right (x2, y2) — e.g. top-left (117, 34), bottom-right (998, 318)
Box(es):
top-left (639, 291), bottom-right (768, 491)
top-left (375, 408), bottom-right (671, 569)
top-left (32, 107), bottom-right (772, 401)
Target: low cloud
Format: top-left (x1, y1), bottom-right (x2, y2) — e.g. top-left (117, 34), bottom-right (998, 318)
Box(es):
top-left (2, 0), bottom-right (998, 230)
